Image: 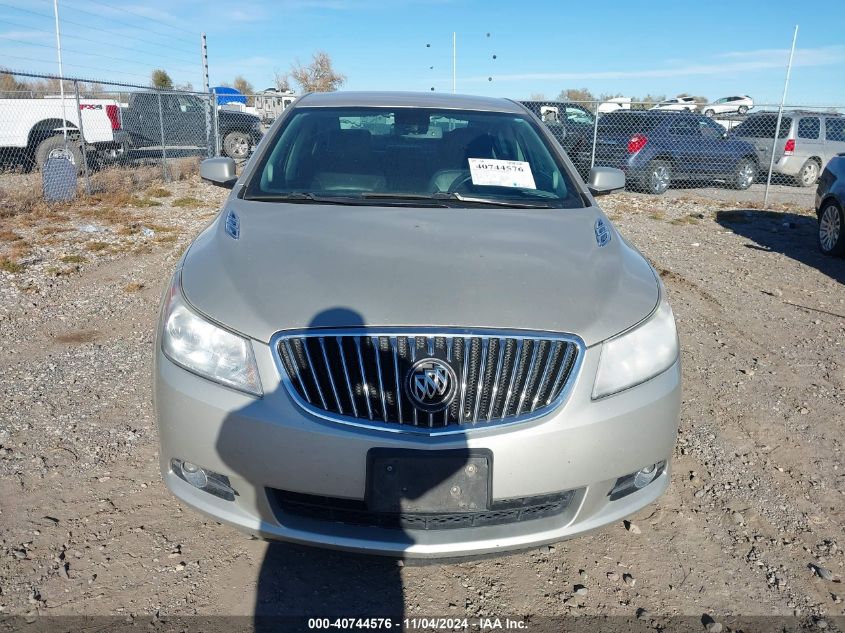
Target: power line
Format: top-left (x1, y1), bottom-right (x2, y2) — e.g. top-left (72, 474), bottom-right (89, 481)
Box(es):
top-left (0, 17), bottom-right (197, 65)
top-left (0, 2), bottom-right (198, 56)
top-left (74, 0), bottom-right (196, 36)
top-left (0, 53), bottom-right (155, 80)
top-left (39, 0), bottom-right (197, 48)
top-left (0, 35), bottom-right (196, 74)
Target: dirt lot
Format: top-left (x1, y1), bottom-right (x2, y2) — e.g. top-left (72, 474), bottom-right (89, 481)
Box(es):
top-left (0, 176), bottom-right (842, 630)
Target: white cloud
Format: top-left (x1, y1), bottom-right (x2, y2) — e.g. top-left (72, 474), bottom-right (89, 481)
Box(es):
top-left (466, 45), bottom-right (845, 83)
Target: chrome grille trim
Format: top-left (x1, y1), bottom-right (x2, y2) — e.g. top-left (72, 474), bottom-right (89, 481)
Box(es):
top-left (272, 328), bottom-right (584, 436)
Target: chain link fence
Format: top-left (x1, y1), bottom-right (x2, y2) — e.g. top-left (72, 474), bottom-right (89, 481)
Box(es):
top-left (521, 99), bottom-right (845, 209)
top-left (2, 69), bottom-right (844, 211)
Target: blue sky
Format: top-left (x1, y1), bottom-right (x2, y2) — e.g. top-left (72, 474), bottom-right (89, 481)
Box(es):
top-left (1, 0), bottom-right (843, 105)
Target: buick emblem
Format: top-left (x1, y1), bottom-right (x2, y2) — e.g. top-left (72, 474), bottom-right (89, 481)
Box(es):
top-left (406, 358), bottom-right (457, 412)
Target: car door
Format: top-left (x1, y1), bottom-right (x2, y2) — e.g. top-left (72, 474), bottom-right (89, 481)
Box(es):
top-left (697, 117), bottom-right (734, 176)
top-left (822, 117), bottom-right (845, 166)
top-left (797, 116), bottom-right (823, 166)
top-left (668, 116), bottom-right (701, 178)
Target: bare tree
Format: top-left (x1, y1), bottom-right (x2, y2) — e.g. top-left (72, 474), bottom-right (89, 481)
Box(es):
top-left (274, 69), bottom-right (292, 93)
top-left (557, 87), bottom-right (596, 104)
top-left (289, 50), bottom-right (345, 93)
top-left (528, 92), bottom-right (547, 101)
top-left (233, 75), bottom-right (254, 96)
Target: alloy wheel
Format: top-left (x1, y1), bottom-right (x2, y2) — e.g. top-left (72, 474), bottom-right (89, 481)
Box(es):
top-left (819, 205), bottom-right (841, 253)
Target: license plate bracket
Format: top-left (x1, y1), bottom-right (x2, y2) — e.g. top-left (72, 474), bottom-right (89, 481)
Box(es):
top-left (366, 449), bottom-right (491, 514)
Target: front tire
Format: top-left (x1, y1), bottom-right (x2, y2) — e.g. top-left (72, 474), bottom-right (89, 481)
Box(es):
top-left (818, 202), bottom-right (845, 256)
top-left (642, 160), bottom-right (671, 195)
top-left (223, 131), bottom-right (251, 160)
top-left (738, 105), bottom-right (749, 115)
top-left (34, 135), bottom-right (84, 173)
top-left (732, 158), bottom-right (757, 190)
top-left (704, 109), bottom-right (715, 117)
top-left (796, 160), bottom-right (820, 188)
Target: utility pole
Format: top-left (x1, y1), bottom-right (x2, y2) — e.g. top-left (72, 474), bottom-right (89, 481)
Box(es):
top-left (201, 32), bottom-right (212, 157)
top-left (452, 32), bottom-right (456, 94)
top-left (764, 25), bottom-right (798, 208)
top-left (52, 0), bottom-right (68, 148)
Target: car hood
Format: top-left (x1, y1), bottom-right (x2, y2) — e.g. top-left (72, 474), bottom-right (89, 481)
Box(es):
top-left (180, 201), bottom-right (659, 346)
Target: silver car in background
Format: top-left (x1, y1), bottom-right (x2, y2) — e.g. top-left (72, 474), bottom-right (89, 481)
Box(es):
top-left (731, 111), bottom-right (845, 187)
top-left (154, 91), bottom-right (681, 558)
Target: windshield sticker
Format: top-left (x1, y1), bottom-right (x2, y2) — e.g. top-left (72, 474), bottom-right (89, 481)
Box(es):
top-left (468, 158), bottom-right (537, 189)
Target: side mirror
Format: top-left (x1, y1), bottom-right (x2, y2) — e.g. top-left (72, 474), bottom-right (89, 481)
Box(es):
top-left (587, 166), bottom-right (625, 196)
top-left (200, 157), bottom-right (237, 189)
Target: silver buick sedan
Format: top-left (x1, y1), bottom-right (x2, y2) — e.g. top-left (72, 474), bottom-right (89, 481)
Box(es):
top-left (154, 91), bottom-right (681, 558)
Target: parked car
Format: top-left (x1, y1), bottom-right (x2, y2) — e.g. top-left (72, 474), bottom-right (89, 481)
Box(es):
top-left (155, 91), bottom-right (681, 558)
top-left (0, 95), bottom-right (126, 172)
top-left (731, 111), bottom-right (845, 187)
top-left (703, 95), bottom-right (753, 118)
top-left (520, 100), bottom-right (595, 174)
top-left (650, 97), bottom-right (698, 112)
top-left (593, 111), bottom-right (759, 194)
top-left (120, 92), bottom-right (263, 160)
top-left (815, 154), bottom-right (845, 256)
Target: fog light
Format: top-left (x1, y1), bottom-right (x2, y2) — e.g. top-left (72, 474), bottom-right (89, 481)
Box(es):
top-left (633, 464), bottom-right (659, 489)
top-left (180, 461), bottom-right (208, 488)
top-left (609, 461), bottom-right (666, 501)
top-left (171, 459), bottom-right (237, 501)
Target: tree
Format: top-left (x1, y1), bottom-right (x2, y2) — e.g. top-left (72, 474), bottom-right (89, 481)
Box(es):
top-left (151, 69), bottom-right (174, 90)
top-left (233, 75), bottom-right (254, 96)
top-left (528, 92), bottom-right (547, 101)
top-left (290, 50), bottom-right (345, 93)
top-left (557, 87), bottom-right (596, 104)
top-left (274, 69), bottom-right (292, 93)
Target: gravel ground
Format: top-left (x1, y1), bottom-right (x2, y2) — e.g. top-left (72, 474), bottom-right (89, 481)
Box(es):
top-left (0, 179), bottom-right (842, 629)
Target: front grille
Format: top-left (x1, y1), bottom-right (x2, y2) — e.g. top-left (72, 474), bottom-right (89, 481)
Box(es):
top-left (269, 488), bottom-right (576, 530)
top-left (275, 330), bottom-right (581, 432)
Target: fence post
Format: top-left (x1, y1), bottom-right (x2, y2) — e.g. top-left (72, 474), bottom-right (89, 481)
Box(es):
top-left (72, 79), bottom-right (91, 194)
top-left (590, 100), bottom-right (599, 170)
top-left (205, 90), bottom-right (213, 158)
top-left (213, 91), bottom-right (220, 156)
top-left (157, 92), bottom-right (169, 182)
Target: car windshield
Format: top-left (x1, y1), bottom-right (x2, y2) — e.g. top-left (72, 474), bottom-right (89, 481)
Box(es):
top-left (244, 106), bottom-right (584, 208)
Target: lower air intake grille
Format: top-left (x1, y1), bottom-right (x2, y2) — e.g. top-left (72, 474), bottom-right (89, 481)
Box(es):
top-left (269, 489), bottom-right (576, 530)
top-left (275, 330), bottom-right (581, 433)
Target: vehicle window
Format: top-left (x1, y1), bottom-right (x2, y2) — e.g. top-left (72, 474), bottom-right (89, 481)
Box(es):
top-left (598, 112), bottom-right (663, 133)
top-left (731, 115), bottom-right (791, 139)
top-left (563, 107), bottom-right (594, 125)
top-left (698, 118), bottom-right (725, 138)
top-left (798, 117), bottom-right (820, 139)
top-left (175, 95), bottom-right (203, 113)
top-left (825, 118), bottom-right (845, 142)
top-left (245, 107), bottom-right (583, 208)
top-left (670, 119), bottom-right (699, 136)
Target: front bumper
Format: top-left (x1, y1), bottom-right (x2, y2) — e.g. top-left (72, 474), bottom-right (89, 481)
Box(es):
top-left (154, 341), bottom-right (681, 558)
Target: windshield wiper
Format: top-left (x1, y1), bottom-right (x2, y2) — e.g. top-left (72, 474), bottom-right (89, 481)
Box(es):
top-left (245, 192), bottom-right (366, 205)
top-left (357, 193), bottom-right (450, 207)
top-left (432, 192), bottom-right (560, 208)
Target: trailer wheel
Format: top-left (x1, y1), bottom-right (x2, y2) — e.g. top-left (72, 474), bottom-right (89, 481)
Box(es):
top-left (34, 135), bottom-right (84, 173)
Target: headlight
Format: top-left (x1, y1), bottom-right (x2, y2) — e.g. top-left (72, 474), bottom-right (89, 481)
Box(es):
top-left (592, 295), bottom-right (678, 399)
top-left (160, 275), bottom-right (263, 396)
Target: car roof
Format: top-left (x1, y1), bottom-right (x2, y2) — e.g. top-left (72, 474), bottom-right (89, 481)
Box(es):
top-left (296, 91), bottom-right (527, 114)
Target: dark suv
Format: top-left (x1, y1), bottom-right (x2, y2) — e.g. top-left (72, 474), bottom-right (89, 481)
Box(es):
top-left (520, 101), bottom-right (595, 175)
top-left (593, 111), bottom-right (758, 194)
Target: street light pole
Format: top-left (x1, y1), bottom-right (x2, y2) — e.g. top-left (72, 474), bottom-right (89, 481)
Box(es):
top-left (52, 0), bottom-right (68, 147)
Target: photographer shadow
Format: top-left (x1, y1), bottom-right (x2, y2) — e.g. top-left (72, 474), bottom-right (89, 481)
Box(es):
top-left (213, 307), bottom-right (471, 628)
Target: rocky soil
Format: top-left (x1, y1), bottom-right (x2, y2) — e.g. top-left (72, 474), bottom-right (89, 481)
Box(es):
top-left (0, 180), bottom-right (842, 630)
